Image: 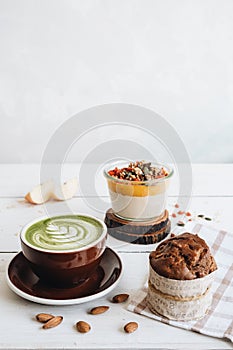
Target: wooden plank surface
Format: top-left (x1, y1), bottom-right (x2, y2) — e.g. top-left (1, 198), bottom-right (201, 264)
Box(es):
top-left (0, 196), bottom-right (232, 252)
top-left (1, 252), bottom-right (232, 350)
top-left (0, 164), bottom-right (233, 197)
top-left (0, 164), bottom-right (233, 349)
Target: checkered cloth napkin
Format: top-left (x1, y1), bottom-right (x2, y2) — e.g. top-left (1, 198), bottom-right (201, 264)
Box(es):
top-left (127, 222), bottom-right (233, 342)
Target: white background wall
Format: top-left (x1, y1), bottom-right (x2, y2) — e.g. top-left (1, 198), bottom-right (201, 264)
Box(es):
top-left (0, 0), bottom-right (233, 163)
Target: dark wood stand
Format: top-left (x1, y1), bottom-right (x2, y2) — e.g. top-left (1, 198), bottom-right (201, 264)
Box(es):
top-left (104, 209), bottom-right (170, 245)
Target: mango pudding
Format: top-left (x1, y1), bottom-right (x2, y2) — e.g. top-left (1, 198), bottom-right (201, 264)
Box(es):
top-left (104, 161), bottom-right (173, 221)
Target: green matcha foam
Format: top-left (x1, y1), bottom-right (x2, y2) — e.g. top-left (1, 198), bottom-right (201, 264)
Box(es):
top-left (24, 215), bottom-right (104, 251)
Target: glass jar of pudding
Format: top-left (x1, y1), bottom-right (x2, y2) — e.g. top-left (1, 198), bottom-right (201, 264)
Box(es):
top-left (104, 160), bottom-right (173, 221)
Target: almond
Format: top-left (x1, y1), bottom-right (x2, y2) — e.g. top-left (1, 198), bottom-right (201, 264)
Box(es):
top-left (76, 321), bottom-right (91, 333)
top-left (124, 321), bottom-right (138, 333)
top-left (42, 316), bottom-right (63, 329)
top-left (90, 306), bottom-right (109, 315)
top-left (112, 294), bottom-right (129, 303)
top-left (36, 313), bottom-right (54, 323)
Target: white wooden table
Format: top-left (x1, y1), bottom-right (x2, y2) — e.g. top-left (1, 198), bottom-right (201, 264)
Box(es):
top-left (0, 164), bottom-right (233, 350)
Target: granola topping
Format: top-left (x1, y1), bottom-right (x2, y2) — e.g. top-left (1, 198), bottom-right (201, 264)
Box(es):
top-left (108, 161), bottom-right (168, 182)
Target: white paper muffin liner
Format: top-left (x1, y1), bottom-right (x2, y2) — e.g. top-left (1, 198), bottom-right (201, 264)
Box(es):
top-left (149, 266), bottom-right (215, 298)
top-left (147, 266), bottom-right (215, 321)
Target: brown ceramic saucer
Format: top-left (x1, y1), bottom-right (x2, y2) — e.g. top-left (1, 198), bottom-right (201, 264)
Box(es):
top-left (6, 247), bottom-right (122, 305)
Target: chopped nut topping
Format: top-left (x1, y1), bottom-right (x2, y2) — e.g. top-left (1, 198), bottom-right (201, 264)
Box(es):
top-left (108, 161), bottom-right (168, 181)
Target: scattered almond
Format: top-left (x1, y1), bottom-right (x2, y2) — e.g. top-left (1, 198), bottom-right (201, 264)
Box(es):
top-left (76, 321), bottom-right (91, 333)
top-left (185, 212), bottom-right (191, 216)
top-left (175, 203), bottom-right (179, 208)
top-left (90, 306), bottom-right (109, 315)
top-left (36, 313), bottom-right (54, 323)
top-left (171, 213), bottom-right (177, 218)
top-left (124, 322), bottom-right (138, 333)
top-left (112, 294), bottom-right (129, 303)
top-left (42, 316), bottom-right (63, 329)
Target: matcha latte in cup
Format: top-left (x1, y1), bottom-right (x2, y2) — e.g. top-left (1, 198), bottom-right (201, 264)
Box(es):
top-left (20, 214), bottom-right (107, 287)
top-left (104, 160), bottom-right (173, 221)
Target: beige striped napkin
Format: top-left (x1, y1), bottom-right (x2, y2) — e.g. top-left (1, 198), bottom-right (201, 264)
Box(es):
top-left (127, 222), bottom-right (233, 342)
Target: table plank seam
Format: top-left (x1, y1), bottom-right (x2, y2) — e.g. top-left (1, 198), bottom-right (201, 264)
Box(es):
top-left (0, 195), bottom-right (233, 199)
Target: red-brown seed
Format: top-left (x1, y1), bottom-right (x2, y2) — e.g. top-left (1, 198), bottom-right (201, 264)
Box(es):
top-left (175, 203), bottom-right (179, 208)
top-left (171, 213), bottom-right (177, 218)
top-left (186, 212), bottom-right (191, 216)
top-left (177, 210), bottom-right (185, 215)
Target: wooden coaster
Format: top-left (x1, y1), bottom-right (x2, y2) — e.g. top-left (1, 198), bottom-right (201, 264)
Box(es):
top-left (104, 209), bottom-right (171, 245)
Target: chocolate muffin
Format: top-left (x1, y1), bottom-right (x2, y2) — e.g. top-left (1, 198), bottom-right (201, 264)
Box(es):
top-left (147, 233), bottom-right (217, 320)
top-left (149, 233), bottom-right (217, 280)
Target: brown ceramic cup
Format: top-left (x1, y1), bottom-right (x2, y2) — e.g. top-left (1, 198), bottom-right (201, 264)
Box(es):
top-left (20, 214), bottom-right (107, 287)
